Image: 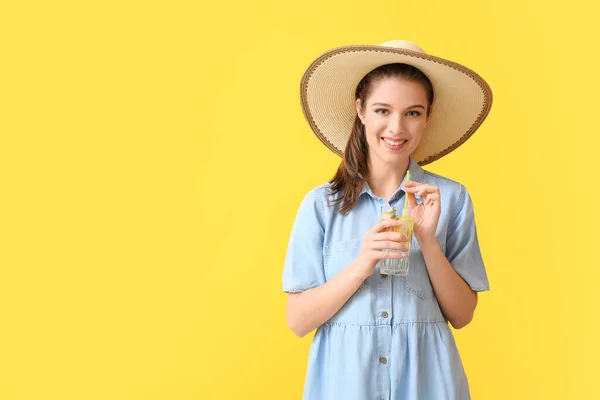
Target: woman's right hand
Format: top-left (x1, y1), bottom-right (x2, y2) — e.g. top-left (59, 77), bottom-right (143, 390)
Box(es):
top-left (355, 219), bottom-right (409, 278)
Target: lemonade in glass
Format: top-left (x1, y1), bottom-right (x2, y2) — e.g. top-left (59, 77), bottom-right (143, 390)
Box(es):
top-left (379, 205), bottom-right (414, 276)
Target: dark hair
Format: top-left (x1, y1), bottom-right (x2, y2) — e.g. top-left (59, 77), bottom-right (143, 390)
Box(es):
top-left (329, 63), bottom-right (434, 214)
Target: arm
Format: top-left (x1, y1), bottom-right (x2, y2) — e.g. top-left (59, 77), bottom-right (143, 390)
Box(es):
top-left (419, 237), bottom-right (477, 329)
top-left (403, 181), bottom-right (487, 330)
top-left (285, 218), bottom-right (406, 338)
top-left (286, 260), bottom-right (367, 338)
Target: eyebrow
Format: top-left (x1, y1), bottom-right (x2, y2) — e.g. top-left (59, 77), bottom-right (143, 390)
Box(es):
top-left (371, 102), bottom-right (426, 110)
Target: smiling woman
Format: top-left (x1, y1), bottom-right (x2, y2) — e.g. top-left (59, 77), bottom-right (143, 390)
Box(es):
top-left (282, 40), bottom-right (493, 400)
top-left (332, 63), bottom-right (435, 213)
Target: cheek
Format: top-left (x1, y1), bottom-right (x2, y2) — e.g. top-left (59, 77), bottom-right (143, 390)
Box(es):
top-left (409, 130), bottom-right (424, 150)
top-left (410, 120), bottom-right (427, 135)
top-left (366, 120), bottom-right (386, 136)
top-left (364, 122), bottom-right (380, 142)
top-left (365, 131), bottom-right (378, 147)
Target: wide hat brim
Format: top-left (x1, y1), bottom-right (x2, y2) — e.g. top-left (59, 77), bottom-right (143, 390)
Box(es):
top-left (300, 41), bottom-right (493, 165)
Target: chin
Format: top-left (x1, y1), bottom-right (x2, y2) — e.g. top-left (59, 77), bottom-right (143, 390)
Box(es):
top-left (381, 153), bottom-right (409, 165)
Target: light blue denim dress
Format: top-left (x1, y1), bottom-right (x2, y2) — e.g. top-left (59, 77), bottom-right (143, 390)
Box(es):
top-left (282, 159), bottom-right (489, 400)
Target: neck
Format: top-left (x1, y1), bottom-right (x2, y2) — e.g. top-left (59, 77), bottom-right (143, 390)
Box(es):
top-left (367, 157), bottom-right (410, 202)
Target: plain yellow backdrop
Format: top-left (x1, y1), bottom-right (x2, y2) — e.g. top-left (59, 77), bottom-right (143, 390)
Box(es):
top-left (1, 0), bottom-right (599, 399)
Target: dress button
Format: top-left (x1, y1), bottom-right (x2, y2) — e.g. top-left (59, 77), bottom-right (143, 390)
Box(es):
top-left (381, 273), bottom-right (388, 279)
top-left (379, 356), bottom-right (387, 364)
top-left (381, 311), bottom-right (389, 318)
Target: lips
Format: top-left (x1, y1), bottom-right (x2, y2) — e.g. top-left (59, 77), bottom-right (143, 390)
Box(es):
top-left (382, 137), bottom-right (406, 146)
top-left (382, 137), bottom-right (407, 150)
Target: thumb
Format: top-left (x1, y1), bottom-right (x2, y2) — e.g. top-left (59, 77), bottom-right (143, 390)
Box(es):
top-left (406, 191), bottom-right (418, 208)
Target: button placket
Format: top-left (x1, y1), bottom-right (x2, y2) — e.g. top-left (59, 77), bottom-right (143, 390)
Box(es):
top-left (379, 270), bottom-right (391, 322)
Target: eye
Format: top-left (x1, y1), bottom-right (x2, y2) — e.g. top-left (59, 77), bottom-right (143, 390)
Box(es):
top-left (407, 110), bottom-right (422, 117)
top-left (375, 108), bottom-right (389, 116)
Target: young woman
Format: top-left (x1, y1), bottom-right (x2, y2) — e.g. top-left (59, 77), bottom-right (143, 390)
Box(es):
top-left (283, 40), bottom-right (492, 400)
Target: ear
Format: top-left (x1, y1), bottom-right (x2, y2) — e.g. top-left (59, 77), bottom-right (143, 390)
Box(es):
top-left (356, 99), bottom-right (365, 123)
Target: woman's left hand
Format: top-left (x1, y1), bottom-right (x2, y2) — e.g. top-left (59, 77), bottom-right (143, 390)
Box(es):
top-left (403, 181), bottom-right (441, 244)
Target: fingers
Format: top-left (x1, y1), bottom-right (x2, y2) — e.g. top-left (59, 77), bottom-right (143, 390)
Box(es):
top-left (371, 241), bottom-right (409, 252)
top-left (407, 191), bottom-right (418, 208)
top-left (423, 192), bottom-right (440, 206)
top-left (376, 231), bottom-right (408, 242)
top-left (362, 229), bottom-right (409, 256)
top-left (403, 182), bottom-right (439, 196)
top-left (368, 218), bottom-right (401, 234)
top-left (404, 181), bottom-right (440, 206)
top-left (374, 250), bottom-right (406, 259)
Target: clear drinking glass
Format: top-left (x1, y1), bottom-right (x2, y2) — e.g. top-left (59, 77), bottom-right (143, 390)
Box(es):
top-left (379, 205), bottom-right (414, 276)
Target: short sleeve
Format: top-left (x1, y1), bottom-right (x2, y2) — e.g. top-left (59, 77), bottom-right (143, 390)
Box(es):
top-left (446, 185), bottom-right (490, 292)
top-left (282, 188), bottom-right (326, 293)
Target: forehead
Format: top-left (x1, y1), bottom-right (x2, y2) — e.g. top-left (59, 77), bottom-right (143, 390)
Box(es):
top-left (365, 77), bottom-right (427, 107)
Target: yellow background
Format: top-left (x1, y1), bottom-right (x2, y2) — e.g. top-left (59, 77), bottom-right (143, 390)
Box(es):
top-left (1, 0), bottom-right (599, 399)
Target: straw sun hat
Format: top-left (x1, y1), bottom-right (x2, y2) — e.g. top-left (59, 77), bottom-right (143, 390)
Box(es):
top-left (299, 40), bottom-right (493, 165)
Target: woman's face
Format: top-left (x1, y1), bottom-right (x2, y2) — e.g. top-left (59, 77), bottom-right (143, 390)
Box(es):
top-left (356, 77), bottom-right (430, 166)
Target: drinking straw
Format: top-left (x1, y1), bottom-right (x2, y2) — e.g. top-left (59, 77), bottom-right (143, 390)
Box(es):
top-left (402, 170), bottom-right (411, 217)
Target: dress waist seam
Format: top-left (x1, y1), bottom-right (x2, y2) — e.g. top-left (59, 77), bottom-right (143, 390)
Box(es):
top-left (323, 320), bottom-right (446, 327)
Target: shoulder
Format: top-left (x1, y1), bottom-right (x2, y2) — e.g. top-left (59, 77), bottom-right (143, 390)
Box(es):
top-left (299, 182), bottom-right (342, 206)
top-left (295, 182), bottom-right (350, 225)
top-left (300, 182), bottom-right (331, 202)
top-left (422, 169), bottom-right (464, 191)
top-left (423, 169), bottom-right (466, 194)
top-left (294, 182), bottom-right (333, 221)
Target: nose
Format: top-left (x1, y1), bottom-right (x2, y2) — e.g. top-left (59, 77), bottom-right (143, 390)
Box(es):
top-left (388, 113), bottom-right (403, 134)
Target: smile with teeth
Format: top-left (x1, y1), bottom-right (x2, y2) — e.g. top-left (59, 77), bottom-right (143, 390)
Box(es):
top-left (383, 138), bottom-right (406, 146)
